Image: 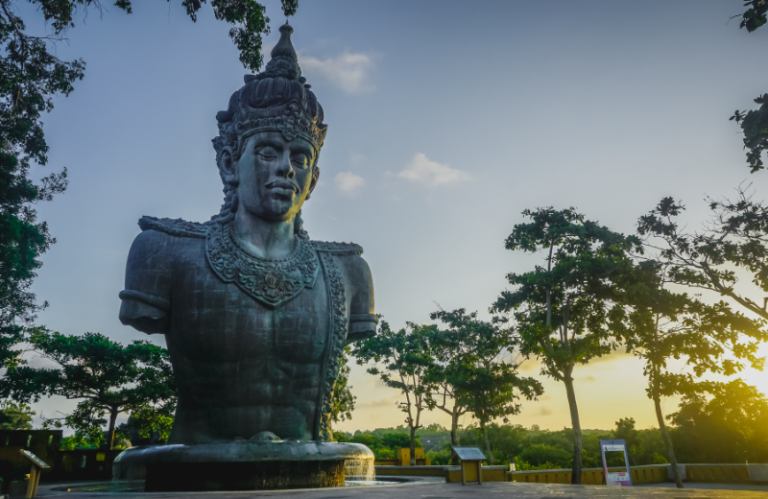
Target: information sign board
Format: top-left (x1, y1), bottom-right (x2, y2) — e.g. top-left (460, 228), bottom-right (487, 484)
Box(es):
top-left (20, 450), bottom-right (50, 469)
top-left (599, 439), bottom-right (632, 487)
top-left (450, 446), bottom-right (486, 461)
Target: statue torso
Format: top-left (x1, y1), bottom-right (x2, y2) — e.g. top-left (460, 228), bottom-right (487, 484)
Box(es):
top-left (119, 218), bottom-right (376, 444)
top-left (166, 234), bottom-right (329, 443)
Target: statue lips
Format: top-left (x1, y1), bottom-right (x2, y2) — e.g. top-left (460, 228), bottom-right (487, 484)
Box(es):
top-left (266, 180), bottom-right (299, 198)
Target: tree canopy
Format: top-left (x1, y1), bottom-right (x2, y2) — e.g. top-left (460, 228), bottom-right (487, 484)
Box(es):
top-left (614, 258), bottom-right (766, 487)
top-left (427, 308), bottom-right (542, 463)
top-left (669, 379), bottom-right (768, 464)
top-left (638, 192), bottom-right (768, 321)
top-left (330, 346), bottom-right (356, 424)
top-left (0, 0), bottom-right (298, 368)
top-left (493, 206), bottom-right (640, 483)
top-left (0, 328), bottom-right (176, 449)
top-left (353, 320), bottom-right (436, 465)
top-left (730, 0), bottom-right (767, 172)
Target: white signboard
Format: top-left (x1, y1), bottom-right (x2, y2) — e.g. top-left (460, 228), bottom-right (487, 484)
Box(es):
top-left (606, 471), bottom-right (630, 486)
top-left (602, 445), bottom-right (625, 452)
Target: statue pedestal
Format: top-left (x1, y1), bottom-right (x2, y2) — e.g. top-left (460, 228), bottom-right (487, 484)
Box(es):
top-left (113, 441), bottom-right (374, 491)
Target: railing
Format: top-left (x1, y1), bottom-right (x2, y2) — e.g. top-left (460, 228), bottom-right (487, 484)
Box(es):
top-left (376, 462), bottom-right (768, 484)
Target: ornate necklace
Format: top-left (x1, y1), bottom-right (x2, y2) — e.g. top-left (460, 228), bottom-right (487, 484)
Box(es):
top-left (205, 221), bottom-right (319, 308)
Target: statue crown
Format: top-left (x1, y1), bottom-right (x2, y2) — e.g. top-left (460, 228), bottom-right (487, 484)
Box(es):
top-left (215, 24), bottom-right (328, 154)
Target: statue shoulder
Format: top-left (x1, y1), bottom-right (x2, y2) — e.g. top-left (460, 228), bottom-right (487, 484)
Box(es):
top-left (310, 240), bottom-right (363, 257)
top-left (138, 216), bottom-right (208, 239)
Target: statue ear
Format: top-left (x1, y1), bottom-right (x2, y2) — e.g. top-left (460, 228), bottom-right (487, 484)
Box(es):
top-left (306, 166), bottom-right (320, 201)
top-left (219, 147), bottom-right (238, 187)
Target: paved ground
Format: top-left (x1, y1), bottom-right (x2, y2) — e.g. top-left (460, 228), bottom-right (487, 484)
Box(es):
top-left (30, 479), bottom-right (768, 498)
top-left (637, 482), bottom-right (768, 492)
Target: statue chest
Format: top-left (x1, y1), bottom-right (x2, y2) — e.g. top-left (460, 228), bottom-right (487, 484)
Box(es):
top-left (168, 256), bottom-right (332, 365)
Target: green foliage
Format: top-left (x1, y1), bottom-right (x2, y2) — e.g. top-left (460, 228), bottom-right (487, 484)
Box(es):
top-left (493, 207), bottom-right (641, 379)
top-left (353, 321), bottom-right (435, 463)
top-left (0, 400), bottom-right (33, 429)
top-left (493, 206), bottom-right (640, 479)
top-left (638, 193), bottom-right (768, 322)
top-left (669, 379), bottom-right (768, 463)
top-left (730, 1), bottom-right (767, 172)
top-left (332, 430), bottom-right (350, 443)
top-left (427, 309), bottom-right (542, 462)
top-left (514, 457), bottom-right (562, 471)
top-left (519, 443), bottom-right (572, 467)
top-left (354, 414), bottom-right (768, 470)
top-left (731, 95), bottom-right (768, 173)
top-left (0, 0), bottom-right (297, 369)
top-left (348, 427), bottom-right (423, 461)
top-left (331, 346), bottom-right (356, 423)
top-left (0, 0), bottom-right (73, 368)
top-left (123, 402), bottom-right (176, 444)
top-left (738, 0), bottom-right (768, 32)
top-left (0, 328), bottom-right (176, 449)
top-left (59, 432), bottom-right (99, 450)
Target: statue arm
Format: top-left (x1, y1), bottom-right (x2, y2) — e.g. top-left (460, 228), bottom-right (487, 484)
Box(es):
top-left (119, 229), bottom-right (173, 334)
top-left (345, 256), bottom-right (377, 343)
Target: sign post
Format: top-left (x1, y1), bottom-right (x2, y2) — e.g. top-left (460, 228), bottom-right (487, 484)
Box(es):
top-left (599, 439), bottom-right (632, 487)
top-left (450, 446), bottom-right (486, 486)
top-left (19, 449), bottom-right (50, 498)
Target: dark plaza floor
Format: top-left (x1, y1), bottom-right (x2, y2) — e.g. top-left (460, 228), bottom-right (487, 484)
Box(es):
top-left (32, 479), bottom-right (768, 498)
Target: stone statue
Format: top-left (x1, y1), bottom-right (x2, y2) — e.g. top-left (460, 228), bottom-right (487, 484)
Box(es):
top-left (114, 24), bottom-right (376, 491)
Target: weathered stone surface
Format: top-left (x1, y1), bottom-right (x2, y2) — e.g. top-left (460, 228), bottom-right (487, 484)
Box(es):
top-left (113, 441), bottom-right (373, 491)
top-left (116, 23), bottom-right (376, 490)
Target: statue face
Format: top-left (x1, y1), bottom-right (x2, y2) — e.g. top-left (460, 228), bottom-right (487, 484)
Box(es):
top-left (222, 131), bottom-right (318, 222)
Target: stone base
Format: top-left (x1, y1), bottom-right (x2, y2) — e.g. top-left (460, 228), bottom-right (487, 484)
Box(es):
top-left (113, 440), bottom-right (373, 491)
top-left (145, 460), bottom-right (345, 491)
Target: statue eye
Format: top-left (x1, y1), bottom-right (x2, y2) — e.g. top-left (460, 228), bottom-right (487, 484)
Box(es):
top-left (257, 146), bottom-right (278, 160)
top-left (292, 154), bottom-right (310, 169)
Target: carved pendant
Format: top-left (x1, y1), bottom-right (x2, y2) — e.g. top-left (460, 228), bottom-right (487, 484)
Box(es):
top-left (206, 221), bottom-right (319, 308)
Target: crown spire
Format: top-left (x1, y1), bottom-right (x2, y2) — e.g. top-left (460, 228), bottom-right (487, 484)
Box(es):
top-left (261, 23), bottom-right (302, 81)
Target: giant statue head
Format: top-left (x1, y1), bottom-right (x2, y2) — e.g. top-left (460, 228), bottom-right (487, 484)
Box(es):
top-left (211, 24), bottom-right (327, 229)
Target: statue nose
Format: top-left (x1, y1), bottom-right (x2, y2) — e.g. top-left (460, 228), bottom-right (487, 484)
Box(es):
top-left (276, 154), bottom-right (295, 178)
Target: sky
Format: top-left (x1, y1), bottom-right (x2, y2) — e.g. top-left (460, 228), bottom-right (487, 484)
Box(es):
top-left (14, 0), bottom-right (768, 434)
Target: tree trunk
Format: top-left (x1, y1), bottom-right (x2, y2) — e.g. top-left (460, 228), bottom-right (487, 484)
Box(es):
top-left (108, 409), bottom-right (119, 451)
top-left (480, 421), bottom-right (494, 465)
top-left (450, 408), bottom-right (459, 465)
top-left (563, 370), bottom-right (583, 484)
top-left (653, 390), bottom-right (683, 488)
top-left (409, 424), bottom-right (417, 466)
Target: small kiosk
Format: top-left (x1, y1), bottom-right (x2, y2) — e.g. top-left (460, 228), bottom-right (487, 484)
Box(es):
top-left (20, 449), bottom-right (49, 498)
top-left (451, 446), bottom-right (486, 486)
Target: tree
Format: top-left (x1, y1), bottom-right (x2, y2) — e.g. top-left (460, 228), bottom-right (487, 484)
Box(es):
top-left (638, 192), bottom-right (768, 321)
top-left (427, 309), bottom-right (542, 464)
top-left (730, 1), bottom-right (768, 172)
top-left (492, 207), bottom-right (641, 483)
top-left (669, 379), bottom-right (768, 464)
top-left (614, 260), bottom-right (767, 488)
top-left (0, 328), bottom-right (175, 450)
top-left (353, 321), bottom-right (435, 465)
top-left (330, 346), bottom-right (356, 423)
top-left (0, 0), bottom-right (298, 367)
top-left (0, 400), bottom-right (33, 429)
top-left (122, 401), bottom-right (176, 445)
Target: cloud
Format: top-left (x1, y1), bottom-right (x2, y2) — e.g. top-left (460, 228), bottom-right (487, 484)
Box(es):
top-left (300, 52), bottom-right (375, 94)
top-left (539, 407), bottom-right (553, 416)
top-left (335, 172), bottom-right (365, 194)
top-left (398, 153), bottom-right (470, 187)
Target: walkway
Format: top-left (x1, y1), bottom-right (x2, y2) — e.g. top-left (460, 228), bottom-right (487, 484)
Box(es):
top-left (32, 479), bottom-right (768, 498)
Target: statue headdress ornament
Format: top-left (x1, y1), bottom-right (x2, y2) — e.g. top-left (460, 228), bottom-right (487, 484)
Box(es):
top-left (212, 24), bottom-right (327, 226)
top-left (213, 24), bottom-right (327, 161)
